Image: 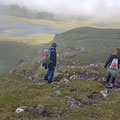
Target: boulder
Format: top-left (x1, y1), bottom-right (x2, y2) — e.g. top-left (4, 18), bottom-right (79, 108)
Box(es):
top-left (15, 108), bottom-right (24, 114)
top-left (61, 78), bottom-right (70, 83)
top-left (100, 89), bottom-right (109, 97)
top-left (66, 96), bottom-right (81, 108)
top-left (54, 91), bottom-right (61, 96)
top-left (36, 105), bottom-right (45, 111)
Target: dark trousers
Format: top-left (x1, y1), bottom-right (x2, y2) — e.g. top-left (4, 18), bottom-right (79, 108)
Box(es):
top-left (106, 73), bottom-right (116, 84)
top-left (44, 68), bottom-right (54, 83)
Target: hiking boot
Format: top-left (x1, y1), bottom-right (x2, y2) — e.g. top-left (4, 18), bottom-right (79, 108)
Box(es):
top-left (106, 84), bottom-right (110, 88)
top-left (44, 78), bottom-right (48, 81)
top-left (109, 83), bottom-right (113, 88)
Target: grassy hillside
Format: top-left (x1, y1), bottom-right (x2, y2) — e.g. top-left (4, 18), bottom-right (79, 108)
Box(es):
top-left (13, 27), bottom-right (120, 80)
top-left (53, 27), bottom-right (120, 65)
top-left (0, 67), bottom-right (120, 120)
top-left (0, 34), bottom-right (54, 73)
top-left (1, 27), bottom-right (120, 73)
top-left (1, 26), bottom-right (120, 119)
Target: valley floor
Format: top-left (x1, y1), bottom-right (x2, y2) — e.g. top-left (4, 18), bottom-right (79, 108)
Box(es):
top-left (6, 16), bottom-right (120, 30)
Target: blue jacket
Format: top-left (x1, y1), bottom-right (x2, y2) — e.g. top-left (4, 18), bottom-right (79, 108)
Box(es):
top-left (104, 55), bottom-right (120, 69)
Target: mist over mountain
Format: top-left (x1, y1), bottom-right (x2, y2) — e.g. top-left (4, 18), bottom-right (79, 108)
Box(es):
top-left (1, 0), bottom-right (120, 23)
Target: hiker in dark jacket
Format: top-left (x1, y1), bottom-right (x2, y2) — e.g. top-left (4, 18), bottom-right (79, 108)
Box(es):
top-left (44, 43), bottom-right (57, 83)
top-left (104, 48), bottom-right (120, 88)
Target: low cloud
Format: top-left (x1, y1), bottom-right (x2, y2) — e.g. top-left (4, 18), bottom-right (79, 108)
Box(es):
top-left (1, 0), bottom-right (120, 22)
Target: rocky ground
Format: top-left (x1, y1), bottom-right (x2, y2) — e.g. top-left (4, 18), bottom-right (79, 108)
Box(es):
top-left (3, 62), bottom-right (119, 120)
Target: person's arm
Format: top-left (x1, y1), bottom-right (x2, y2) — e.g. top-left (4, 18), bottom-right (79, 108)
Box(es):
top-left (53, 53), bottom-right (56, 67)
top-left (104, 55), bottom-right (113, 68)
top-left (118, 58), bottom-right (120, 69)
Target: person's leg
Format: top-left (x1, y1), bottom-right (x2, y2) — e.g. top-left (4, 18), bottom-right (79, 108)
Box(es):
top-left (105, 73), bottom-right (111, 88)
top-left (111, 77), bottom-right (116, 84)
top-left (109, 77), bottom-right (116, 88)
top-left (106, 73), bottom-right (111, 84)
top-left (48, 69), bottom-right (54, 83)
top-left (44, 69), bottom-right (50, 80)
top-left (109, 73), bottom-right (117, 88)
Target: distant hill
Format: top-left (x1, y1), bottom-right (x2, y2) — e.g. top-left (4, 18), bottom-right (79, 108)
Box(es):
top-left (52, 27), bottom-right (120, 65)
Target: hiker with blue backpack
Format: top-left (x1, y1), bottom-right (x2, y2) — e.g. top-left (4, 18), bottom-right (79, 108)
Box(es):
top-left (104, 48), bottom-right (120, 88)
top-left (43, 43), bottom-right (57, 83)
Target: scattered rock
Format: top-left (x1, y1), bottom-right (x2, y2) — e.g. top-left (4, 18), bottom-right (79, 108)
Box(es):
top-left (70, 74), bottom-right (92, 80)
top-left (101, 77), bottom-right (106, 82)
top-left (72, 62), bottom-right (75, 65)
top-left (100, 89), bottom-right (109, 97)
top-left (90, 64), bottom-right (95, 67)
top-left (54, 91), bottom-right (61, 96)
top-left (36, 105), bottom-right (45, 111)
top-left (79, 74), bottom-right (91, 80)
top-left (9, 68), bottom-right (16, 74)
top-left (51, 82), bottom-right (60, 89)
top-left (54, 72), bottom-right (61, 77)
top-left (61, 78), bottom-right (70, 83)
top-left (89, 64), bottom-right (98, 68)
top-left (66, 73), bottom-right (69, 76)
top-left (34, 82), bottom-right (46, 86)
top-left (70, 75), bottom-right (80, 80)
top-left (80, 47), bottom-right (86, 53)
top-left (28, 76), bottom-right (33, 80)
top-left (66, 96), bottom-right (81, 108)
top-left (15, 108), bottom-right (24, 114)
top-left (112, 88), bottom-right (120, 92)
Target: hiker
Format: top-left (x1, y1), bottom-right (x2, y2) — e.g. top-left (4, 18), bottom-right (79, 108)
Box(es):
top-left (44, 43), bottom-right (57, 83)
top-left (104, 48), bottom-right (120, 88)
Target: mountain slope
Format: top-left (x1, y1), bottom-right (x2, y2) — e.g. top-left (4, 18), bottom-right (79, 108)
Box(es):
top-left (14, 27), bottom-right (120, 82)
top-left (53, 27), bottom-right (120, 65)
top-left (1, 27), bottom-right (120, 119)
top-left (1, 68), bottom-right (120, 120)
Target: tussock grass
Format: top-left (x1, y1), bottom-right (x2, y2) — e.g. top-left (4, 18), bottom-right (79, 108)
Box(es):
top-left (0, 74), bottom-right (120, 120)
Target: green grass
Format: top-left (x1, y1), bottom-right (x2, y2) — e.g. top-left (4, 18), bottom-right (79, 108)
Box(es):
top-left (0, 34), bottom-right (54, 45)
top-left (54, 27), bottom-right (120, 65)
top-left (0, 73), bottom-right (120, 120)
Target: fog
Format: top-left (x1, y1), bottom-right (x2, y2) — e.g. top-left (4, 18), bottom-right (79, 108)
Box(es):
top-left (1, 0), bottom-right (120, 22)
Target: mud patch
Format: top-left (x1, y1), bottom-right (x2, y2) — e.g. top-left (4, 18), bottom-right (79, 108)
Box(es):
top-left (87, 91), bottom-right (103, 99)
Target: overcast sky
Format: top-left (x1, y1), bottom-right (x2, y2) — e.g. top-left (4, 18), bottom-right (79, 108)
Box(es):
top-left (1, 0), bottom-right (120, 22)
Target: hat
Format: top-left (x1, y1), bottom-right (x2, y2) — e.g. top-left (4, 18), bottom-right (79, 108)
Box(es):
top-left (52, 43), bottom-right (57, 47)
